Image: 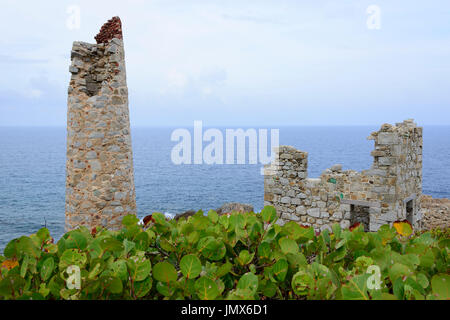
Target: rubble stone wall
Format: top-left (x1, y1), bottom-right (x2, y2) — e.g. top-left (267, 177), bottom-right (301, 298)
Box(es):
top-left (421, 195), bottom-right (450, 230)
top-left (264, 120), bottom-right (423, 232)
top-left (65, 17), bottom-right (136, 231)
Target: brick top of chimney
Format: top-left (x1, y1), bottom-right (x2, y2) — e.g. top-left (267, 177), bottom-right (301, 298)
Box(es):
top-left (94, 16), bottom-right (123, 44)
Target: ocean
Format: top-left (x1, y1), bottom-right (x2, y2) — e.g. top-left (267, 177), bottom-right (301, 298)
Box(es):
top-left (0, 126), bottom-right (449, 250)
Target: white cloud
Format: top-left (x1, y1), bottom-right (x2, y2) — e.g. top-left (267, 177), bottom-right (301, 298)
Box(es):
top-left (166, 69), bottom-right (188, 89)
top-left (26, 89), bottom-right (43, 99)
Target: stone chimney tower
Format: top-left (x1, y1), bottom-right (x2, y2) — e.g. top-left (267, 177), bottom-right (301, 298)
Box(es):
top-left (65, 17), bottom-right (137, 231)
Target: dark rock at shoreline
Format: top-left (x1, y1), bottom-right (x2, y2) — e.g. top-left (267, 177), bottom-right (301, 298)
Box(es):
top-left (216, 203), bottom-right (254, 215)
top-left (173, 203), bottom-right (254, 221)
top-left (174, 210), bottom-right (197, 221)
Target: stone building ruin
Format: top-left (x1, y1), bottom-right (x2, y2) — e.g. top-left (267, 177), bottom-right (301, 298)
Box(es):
top-left (65, 17), bottom-right (137, 231)
top-left (264, 119), bottom-right (423, 232)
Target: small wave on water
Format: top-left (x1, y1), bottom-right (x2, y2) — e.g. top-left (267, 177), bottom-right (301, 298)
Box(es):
top-left (164, 212), bottom-right (176, 220)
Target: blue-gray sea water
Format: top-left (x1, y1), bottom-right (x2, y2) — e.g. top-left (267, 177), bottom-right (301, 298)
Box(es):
top-left (0, 126), bottom-right (449, 250)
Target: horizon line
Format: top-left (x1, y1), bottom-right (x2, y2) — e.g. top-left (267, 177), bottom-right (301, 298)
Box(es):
top-left (1, 124), bottom-right (450, 128)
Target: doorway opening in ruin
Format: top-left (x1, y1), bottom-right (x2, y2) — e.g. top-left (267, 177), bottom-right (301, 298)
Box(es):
top-left (406, 200), bottom-right (414, 224)
top-left (350, 205), bottom-right (370, 232)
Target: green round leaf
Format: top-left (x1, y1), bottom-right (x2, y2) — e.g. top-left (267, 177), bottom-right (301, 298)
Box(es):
top-left (297, 225), bottom-right (315, 243)
top-left (341, 274), bottom-right (370, 300)
top-left (40, 257), bottom-right (55, 281)
top-left (152, 212), bottom-right (167, 225)
top-left (134, 277), bottom-right (153, 298)
top-left (279, 237), bottom-right (299, 255)
top-left (122, 214), bottom-right (139, 227)
top-left (215, 262), bottom-right (232, 278)
top-left (99, 237), bottom-right (124, 253)
top-left (111, 259), bottom-right (128, 281)
top-left (417, 273), bottom-right (429, 289)
top-left (262, 280), bottom-right (277, 298)
top-left (100, 276), bottom-right (123, 294)
top-left (131, 256), bottom-right (152, 282)
top-left (261, 206), bottom-right (277, 223)
top-left (237, 272), bottom-right (258, 295)
top-left (134, 232), bottom-right (149, 251)
top-left (282, 221), bottom-right (304, 240)
top-left (36, 228), bottom-right (51, 243)
top-left (3, 239), bottom-right (18, 259)
top-left (272, 259), bottom-right (288, 282)
top-left (431, 274), bottom-right (450, 300)
top-left (0, 274), bottom-right (26, 298)
top-left (156, 281), bottom-right (175, 297)
top-left (59, 249), bottom-right (87, 269)
top-left (197, 237), bottom-right (226, 261)
top-left (180, 254), bottom-right (202, 279)
top-left (195, 276), bottom-right (219, 300)
top-left (88, 259), bottom-right (104, 280)
top-left (292, 270), bottom-right (314, 295)
top-left (153, 261), bottom-right (177, 283)
top-left (389, 263), bottom-right (412, 283)
top-left (208, 210), bottom-right (219, 223)
top-left (237, 250), bottom-right (254, 266)
top-left (16, 236), bottom-right (40, 258)
top-left (258, 242), bottom-right (271, 260)
top-left (65, 231), bottom-right (88, 250)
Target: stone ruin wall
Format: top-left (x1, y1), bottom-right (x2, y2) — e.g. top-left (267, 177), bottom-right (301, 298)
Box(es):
top-left (264, 119), bottom-right (423, 232)
top-left (65, 17), bottom-right (137, 231)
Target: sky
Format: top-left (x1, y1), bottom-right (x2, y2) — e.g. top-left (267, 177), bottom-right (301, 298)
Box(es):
top-left (0, 0), bottom-right (449, 127)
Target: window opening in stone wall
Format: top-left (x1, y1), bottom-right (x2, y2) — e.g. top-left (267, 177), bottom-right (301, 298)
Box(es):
top-left (350, 205), bottom-right (370, 232)
top-left (406, 200), bottom-right (414, 224)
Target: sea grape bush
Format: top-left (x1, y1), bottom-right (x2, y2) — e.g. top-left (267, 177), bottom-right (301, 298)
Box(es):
top-left (0, 206), bottom-right (448, 300)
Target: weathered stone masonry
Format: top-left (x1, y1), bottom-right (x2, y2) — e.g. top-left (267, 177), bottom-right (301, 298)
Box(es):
top-left (264, 120), bottom-right (423, 232)
top-left (65, 17), bottom-right (136, 231)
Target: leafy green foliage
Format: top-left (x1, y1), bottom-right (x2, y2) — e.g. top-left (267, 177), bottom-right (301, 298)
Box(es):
top-left (0, 208), bottom-right (448, 300)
